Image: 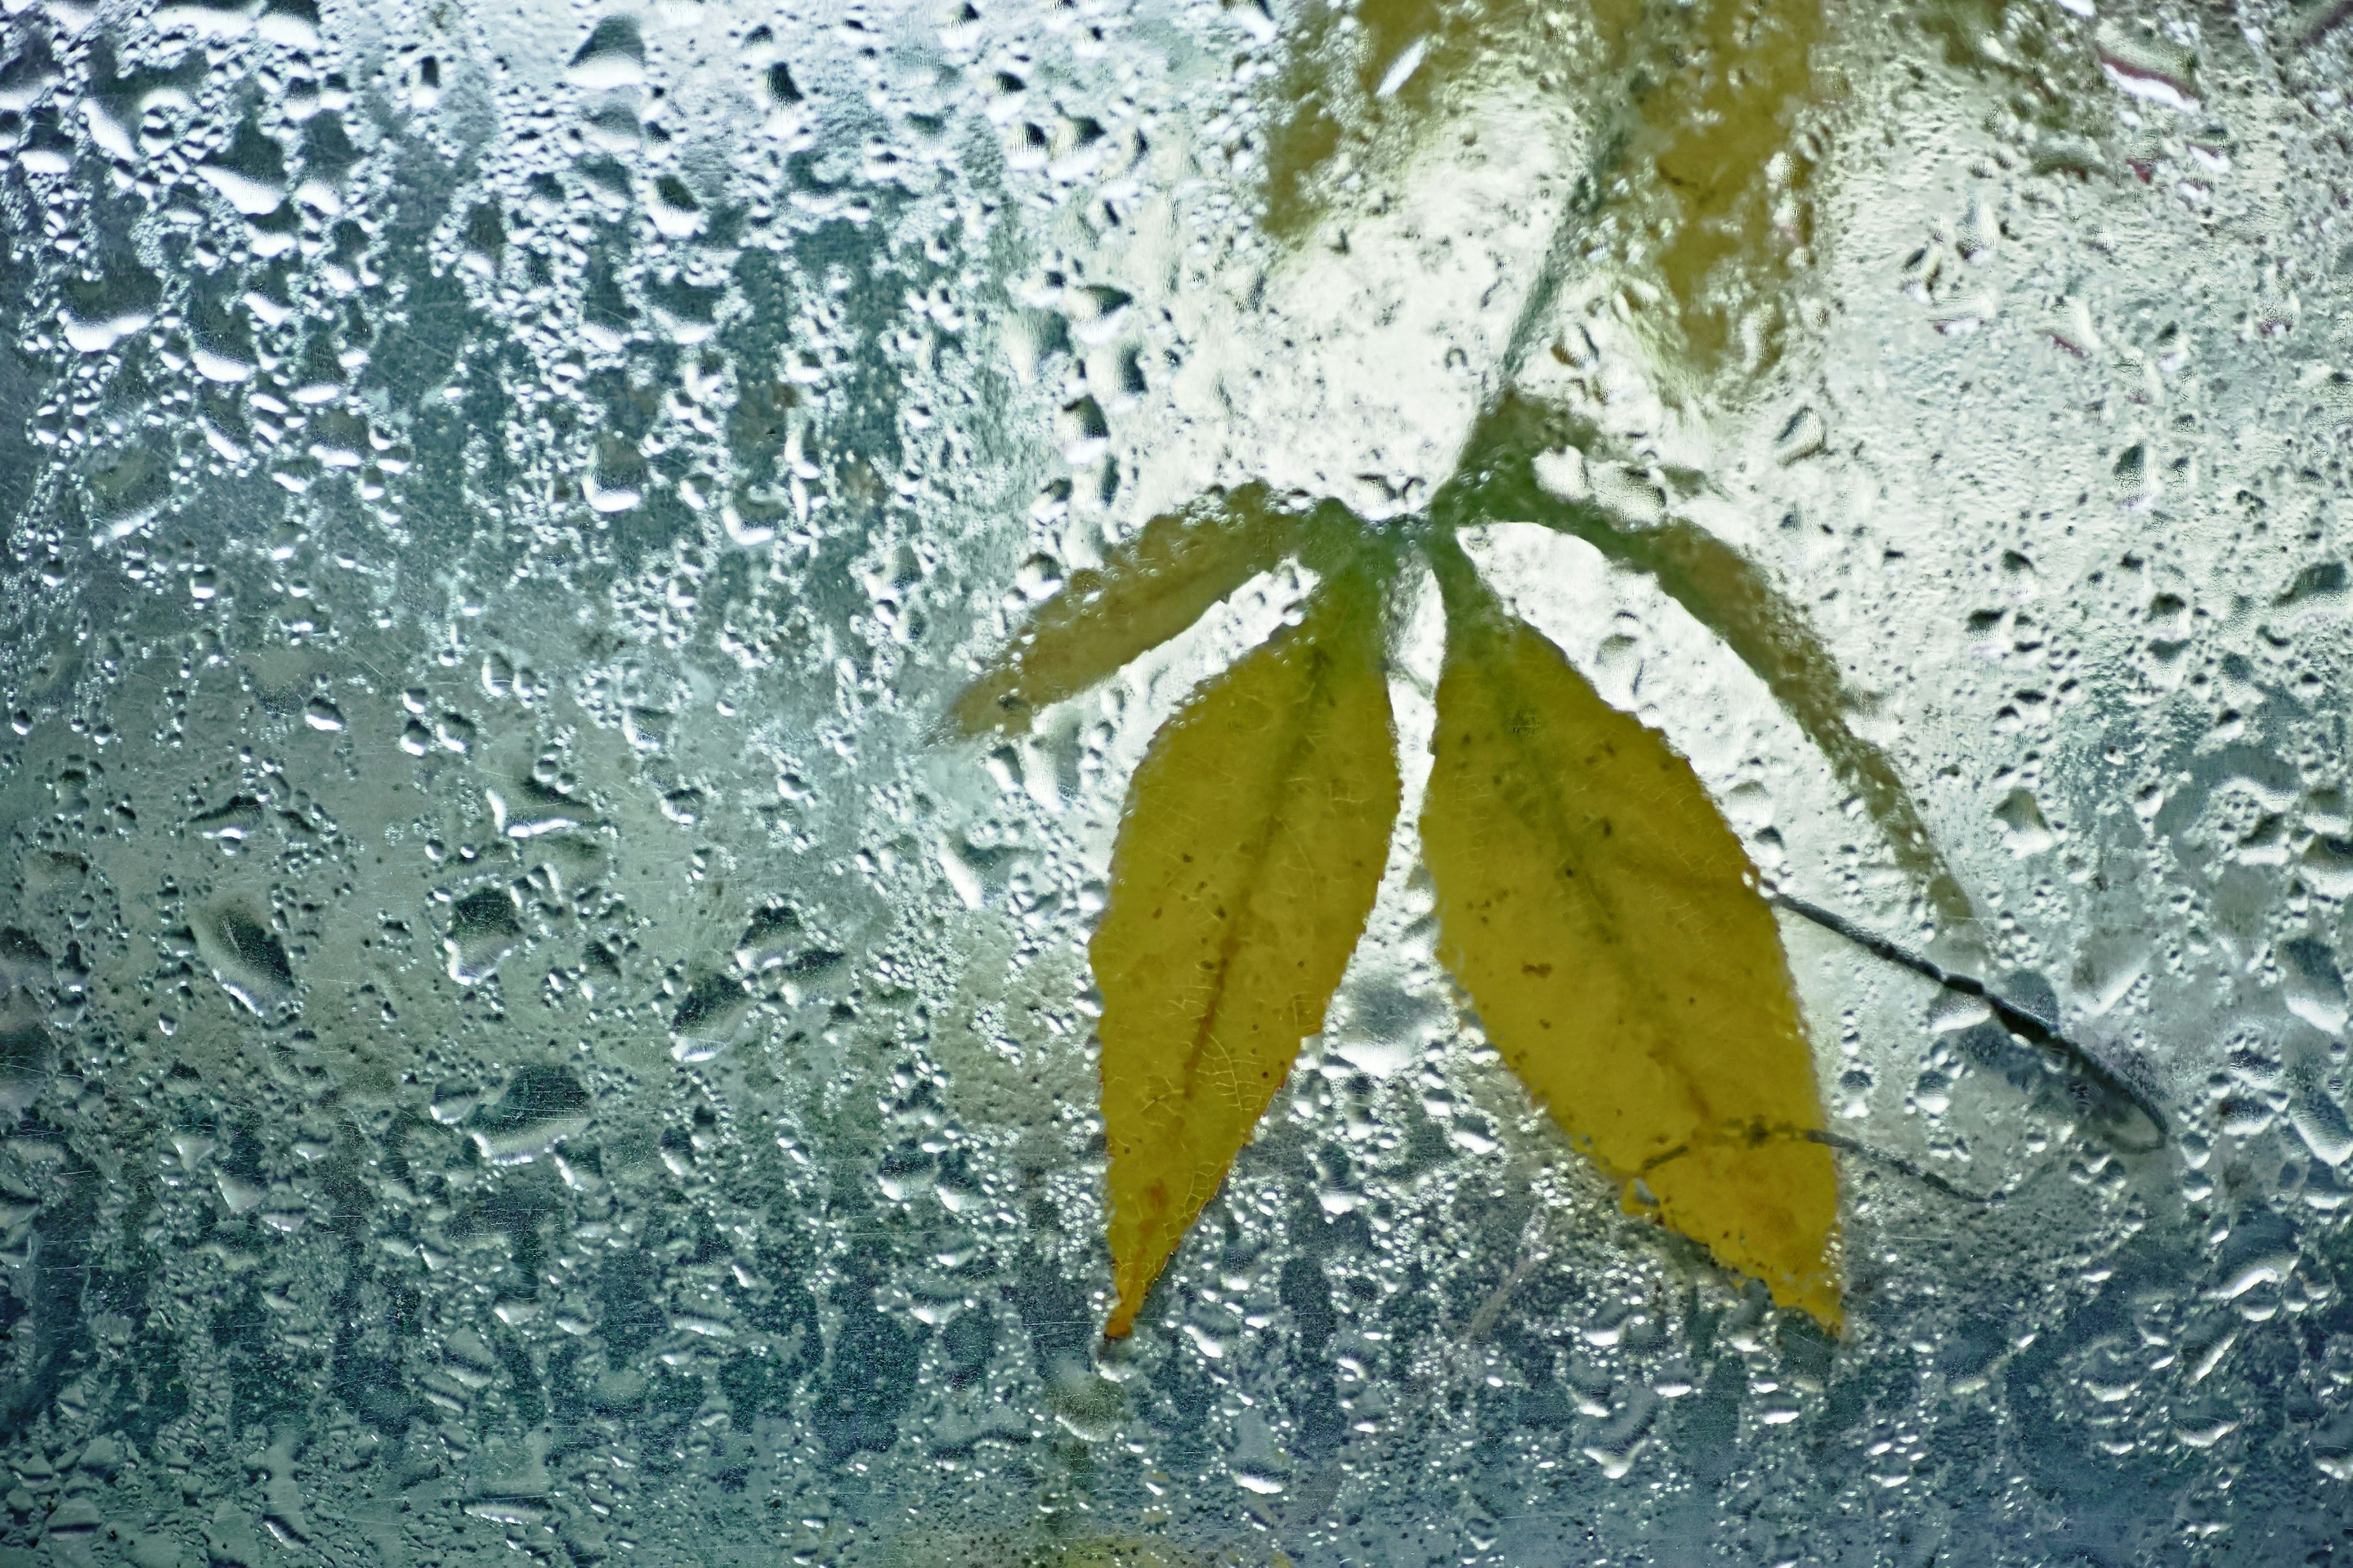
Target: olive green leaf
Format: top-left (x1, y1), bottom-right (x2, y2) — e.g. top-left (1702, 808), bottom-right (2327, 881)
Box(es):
top-left (1258, 0), bottom-right (1827, 376)
top-left (1420, 543), bottom-right (1841, 1328)
top-left (952, 485), bottom-right (1323, 737)
top-left (1089, 570), bottom-right (1400, 1338)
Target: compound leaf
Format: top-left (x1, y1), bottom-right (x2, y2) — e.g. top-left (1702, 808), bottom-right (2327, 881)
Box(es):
top-left (1419, 560), bottom-right (1841, 1330)
top-left (952, 485), bottom-right (1307, 736)
top-left (1094, 575), bottom-right (1400, 1337)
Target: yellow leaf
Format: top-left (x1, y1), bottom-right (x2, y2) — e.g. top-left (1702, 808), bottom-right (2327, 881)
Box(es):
top-left (1093, 575), bottom-right (1400, 1337)
top-left (951, 486), bottom-right (1308, 736)
top-left (1601, 516), bottom-right (1972, 928)
top-left (1418, 559), bottom-right (1841, 1330)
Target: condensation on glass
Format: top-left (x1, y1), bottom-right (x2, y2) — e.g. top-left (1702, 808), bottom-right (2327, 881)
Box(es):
top-left (0, 0), bottom-right (2349, 1562)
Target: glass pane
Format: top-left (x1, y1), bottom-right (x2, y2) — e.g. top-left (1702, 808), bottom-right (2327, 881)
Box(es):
top-left (1, 0), bottom-right (2347, 1562)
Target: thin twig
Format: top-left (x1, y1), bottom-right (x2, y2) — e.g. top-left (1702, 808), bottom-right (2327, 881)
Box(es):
top-left (1803, 1130), bottom-right (2003, 1206)
top-left (1636, 1121), bottom-right (2006, 1206)
top-left (1773, 891), bottom-right (2167, 1149)
top-left (1453, 1210), bottom-right (1554, 1356)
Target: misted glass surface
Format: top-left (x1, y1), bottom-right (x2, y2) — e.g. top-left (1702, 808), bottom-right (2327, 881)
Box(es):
top-left (2, 0), bottom-right (2351, 1561)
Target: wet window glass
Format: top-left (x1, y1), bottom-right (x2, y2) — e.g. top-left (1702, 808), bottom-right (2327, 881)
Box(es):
top-left (2, 0), bottom-right (2350, 1562)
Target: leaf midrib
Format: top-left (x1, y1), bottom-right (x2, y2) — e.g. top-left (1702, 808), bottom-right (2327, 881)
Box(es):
top-left (1450, 612), bottom-right (1726, 1134)
top-left (1178, 626), bottom-right (1344, 1105)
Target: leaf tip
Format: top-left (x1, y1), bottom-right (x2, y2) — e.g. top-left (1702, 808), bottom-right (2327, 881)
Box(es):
top-left (1783, 1273), bottom-right (1844, 1341)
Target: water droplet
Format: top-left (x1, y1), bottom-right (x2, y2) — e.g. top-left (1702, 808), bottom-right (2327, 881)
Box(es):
top-left (444, 886), bottom-right (523, 985)
top-left (566, 16), bottom-right (646, 90)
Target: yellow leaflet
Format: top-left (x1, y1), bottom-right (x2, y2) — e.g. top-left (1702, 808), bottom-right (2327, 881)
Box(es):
top-left (1093, 578), bottom-right (1400, 1337)
top-left (1627, 0), bottom-right (1825, 376)
top-left (1419, 570), bottom-right (1841, 1329)
top-left (951, 486), bottom-right (1302, 737)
